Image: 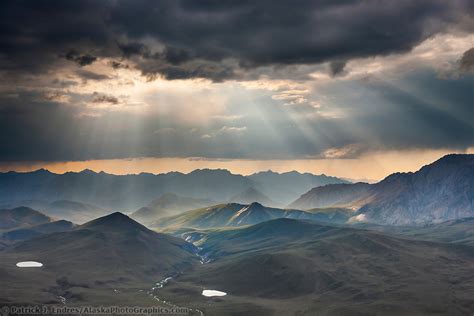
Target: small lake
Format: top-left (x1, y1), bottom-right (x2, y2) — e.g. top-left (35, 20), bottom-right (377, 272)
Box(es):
top-left (16, 261), bottom-right (43, 268)
top-left (202, 289), bottom-right (227, 297)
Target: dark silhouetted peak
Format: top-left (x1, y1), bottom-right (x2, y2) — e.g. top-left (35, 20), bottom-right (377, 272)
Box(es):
top-left (416, 154), bottom-right (473, 173)
top-left (379, 171), bottom-right (412, 184)
top-left (80, 212), bottom-right (149, 232)
top-left (248, 201), bottom-right (264, 208)
top-left (32, 168), bottom-right (52, 175)
top-left (188, 168), bottom-right (234, 177)
top-left (434, 154), bottom-right (473, 165)
top-left (79, 169), bottom-right (97, 175)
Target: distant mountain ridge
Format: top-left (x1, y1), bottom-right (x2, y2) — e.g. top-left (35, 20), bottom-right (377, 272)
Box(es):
top-left (154, 202), bottom-right (352, 229)
top-left (290, 154), bottom-right (474, 225)
top-left (0, 207), bottom-right (52, 230)
top-left (0, 168), bottom-right (347, 211)
top-left (0, 219), bottom-right (75, 248)
top-left (248, 170), bottom-right (349, 205)
top-left (131, 193), bottom-right (215, 224)
top-left (0, 207), bottom-right (74, 249)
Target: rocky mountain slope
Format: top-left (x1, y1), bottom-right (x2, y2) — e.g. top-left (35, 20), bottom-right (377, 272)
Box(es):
top-left (290, 154), bottom-right (474, 225)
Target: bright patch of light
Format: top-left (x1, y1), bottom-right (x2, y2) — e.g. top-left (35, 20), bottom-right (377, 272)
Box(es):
top-left (16, 261), bottom-right (43, 267)
top-left (202, 289), bottom-right (227, 297)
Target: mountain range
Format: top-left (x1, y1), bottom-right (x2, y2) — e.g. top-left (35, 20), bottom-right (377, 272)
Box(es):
top-left (1, 154), bottom-right (473, 314)
top-left (0, 201), bottom-right (473, 314)
top-left (131, 193), bottom-right (215, 224)
top-left (0, 200), bottom-right (111, 224)
top-left (0, 169), bottom-right (347, 212)
top-left (290, 154), bottom-right (474, 225)
top-left (229, 187), bottom-right (277, 206)
top-left (154, 202), bottom-right (352, 229)
top-left (0, 206), bottom-right (52, 230)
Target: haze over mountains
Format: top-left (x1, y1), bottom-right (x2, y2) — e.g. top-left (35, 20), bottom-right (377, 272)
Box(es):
top-left (0, 169), bottom-right (347, 212)
top-left (155, 202), bottom-right (352, 230)
top-left (0, 207), bottom-right (52, 230)
top-left (229, 187), bottom-right (277, 207)
top-left (131, 193), bottom-right (215, 224)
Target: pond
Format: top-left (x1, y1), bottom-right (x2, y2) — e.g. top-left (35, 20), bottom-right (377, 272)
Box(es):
top-left (202, 289), bottom-right (227, 297)
top-left (16, 261), bottom-right (43, 267)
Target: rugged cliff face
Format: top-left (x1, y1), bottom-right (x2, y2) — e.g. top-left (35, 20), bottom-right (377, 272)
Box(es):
top-left (359, 154), bottom-right (474, 225)
top-left (290, 154), bottom-right (474, 225)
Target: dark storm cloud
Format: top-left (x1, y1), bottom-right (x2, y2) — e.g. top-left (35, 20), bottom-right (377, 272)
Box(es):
top-left (65, 50), bottom-right (97, 66)
top-left (328, 61), bottom-right (347, 77)
top-left (0, 1), bottom-right (473, 162)
top-left (117, 42), bottom-right (149, 58)
top-left (0, 0), bottom-right (472, 80)
top-left (108, 61), bottom-right (129, 69)
top-left (76, 70), bottom-right (110, 81)
top-left (459, 47), bottom-right (474, 72)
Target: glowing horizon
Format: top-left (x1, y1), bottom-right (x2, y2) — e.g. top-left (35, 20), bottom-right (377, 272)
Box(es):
top-left (1, 149), bottom-right (471, 181)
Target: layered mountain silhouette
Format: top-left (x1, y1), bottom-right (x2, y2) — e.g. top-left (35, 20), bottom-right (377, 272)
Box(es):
top-left (229, 187), bottom-right (276, 206)
top-left (154, 202), bottom-right (352, 229)
top-left (131, 193), bottom-right (215, 224)
top-left (290, 154), bottom-right (474, 225)
top-left (1, 220), bottom-right (75, 244)
top-left (42, 200), bottom-right (111, 224)
top-left (0, 207), bottom-right (52, 230)
top-left (0, 207), bottom-right (75, 249)
top-left (0, 212), bottom-right (199, 304)
top-left (1, 154), bottom-right (473, 313)
top-left (248, 170), bottom-right (349, 205)
top-left (0, 168), bottom-right (346, 212)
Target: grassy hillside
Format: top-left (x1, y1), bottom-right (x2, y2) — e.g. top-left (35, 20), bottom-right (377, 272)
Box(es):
top-left (0, 207), bottom-right (52, 230)
top-left (0, 212), bottom-right (199, 305)
top-left (153, 202), bottom-right (352, 229)
top-left (156, 219), bottom-right (474, 316)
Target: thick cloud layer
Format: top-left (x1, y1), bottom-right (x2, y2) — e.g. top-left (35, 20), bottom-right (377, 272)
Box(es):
top-left (0, 1), bottom-right (472, 162)
top-left (0, 0), bottom-right (472, 80)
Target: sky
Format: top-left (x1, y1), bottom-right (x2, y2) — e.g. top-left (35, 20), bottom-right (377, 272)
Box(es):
top-left (0, 1), bottom-right (473, 180)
